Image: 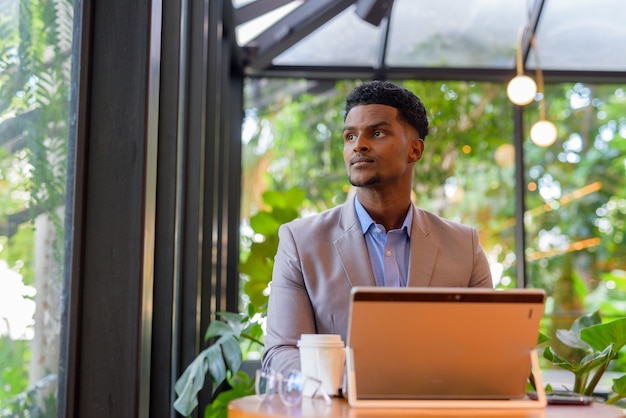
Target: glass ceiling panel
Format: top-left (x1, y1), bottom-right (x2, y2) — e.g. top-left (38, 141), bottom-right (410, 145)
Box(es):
top-left (530, 0), bottom-right (626, 71)
top-left (272, 0), bottom-right (530, 69)
top-left (387, 0), bottom-right (528, 68)
top-left (273, 5), bottom-right (382, 67)
top-left (235, 1), bottom-right (302, 46)
top-left (235, 0), bottom-right (626, 78)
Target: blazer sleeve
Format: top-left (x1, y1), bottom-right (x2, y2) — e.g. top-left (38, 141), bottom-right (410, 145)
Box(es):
top-left (262, 223), bottom-right (314, 372)
top-left (469, 226), bottom-right (492, 288)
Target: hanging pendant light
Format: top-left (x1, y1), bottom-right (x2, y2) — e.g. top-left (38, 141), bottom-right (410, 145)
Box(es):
top-left (507, 75), bottom-right (537, 106)
top-left (530, 120), bottom-right (557, 146)
top-left (507, 25), bottom-right (557, 147)
top-left (507, 27), bottom-right (537, 106)
top-left (528, 36), bottom-right (557, 147)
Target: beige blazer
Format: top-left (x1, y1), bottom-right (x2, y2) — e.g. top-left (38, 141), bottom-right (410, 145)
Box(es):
top-left (262, 197), bottom-right (492, 372)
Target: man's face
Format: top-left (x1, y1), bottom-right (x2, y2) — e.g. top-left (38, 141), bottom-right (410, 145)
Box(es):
top-left (342, 104), bottom-right (423, 189)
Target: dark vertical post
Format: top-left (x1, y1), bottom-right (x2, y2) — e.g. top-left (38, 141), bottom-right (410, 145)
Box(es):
top-left (177, 1), bottom-right (209, 416)
top-left (513, 105), bottom-right (528, 287)
top-left (149, 0), bottom-right (186, 415)
top-left (59, 0), bottom-right (160, 416)
top-left (225, 61), bottom-right (244, 313)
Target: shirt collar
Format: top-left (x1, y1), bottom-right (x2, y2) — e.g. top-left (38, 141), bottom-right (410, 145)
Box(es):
top-left (354, 196), bottom-right (413, 237)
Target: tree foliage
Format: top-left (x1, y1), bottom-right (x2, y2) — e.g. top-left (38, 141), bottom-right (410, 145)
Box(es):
top-left (0, 0), bottom-right (73, 413)
top-left (242, 78), bottom-right (626, 311)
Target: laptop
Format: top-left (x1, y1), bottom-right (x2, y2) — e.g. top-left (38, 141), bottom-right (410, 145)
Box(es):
top-left (345, 287), bottom-right (547, 409)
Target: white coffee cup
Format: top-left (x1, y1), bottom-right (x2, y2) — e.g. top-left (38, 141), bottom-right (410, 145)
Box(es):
top-left (297, 334), bottom-right (345, 396)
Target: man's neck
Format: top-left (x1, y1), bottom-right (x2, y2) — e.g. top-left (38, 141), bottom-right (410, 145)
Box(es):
top-left (356, 191), bottom-right (411, 231)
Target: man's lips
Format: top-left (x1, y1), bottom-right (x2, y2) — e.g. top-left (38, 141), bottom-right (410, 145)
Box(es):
top-left (350, 156), bottom-right (374, 166)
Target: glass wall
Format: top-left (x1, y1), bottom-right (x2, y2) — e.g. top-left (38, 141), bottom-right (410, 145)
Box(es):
top-left (239, 78), bottom-right (626, 352)
top-left (0, 0), bottom-right (73, 415)
top-left (523, 83), bottom-right (626, 330)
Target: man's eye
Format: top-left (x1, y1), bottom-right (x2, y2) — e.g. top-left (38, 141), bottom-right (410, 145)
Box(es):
top-left (345, 133), bottom-right (355, 141)
top-left (373, 131), bottom-right (382, 137)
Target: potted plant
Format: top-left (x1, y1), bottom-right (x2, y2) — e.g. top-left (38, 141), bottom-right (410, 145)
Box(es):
top-left (173, 311), bottom-right (263, 418)
top-left (541, 311), bottom-right (626, 405)
top-left (173, 188), bottom-right (305, 418)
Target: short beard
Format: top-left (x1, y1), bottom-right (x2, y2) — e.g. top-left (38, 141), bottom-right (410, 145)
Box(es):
top-left (349, 173), bottom-right (380, 188)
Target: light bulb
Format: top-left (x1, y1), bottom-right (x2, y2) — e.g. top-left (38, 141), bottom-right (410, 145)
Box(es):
top-left (506, 75), bottom-right (537, 106)
top-left (530, 120), bottom-right (557, 147)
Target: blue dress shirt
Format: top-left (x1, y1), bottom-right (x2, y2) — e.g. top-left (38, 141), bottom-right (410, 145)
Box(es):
top-left (354, 196), bottom-right (412, 287)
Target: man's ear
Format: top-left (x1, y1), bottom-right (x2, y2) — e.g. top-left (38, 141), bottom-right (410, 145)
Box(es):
top-left (409, 139), bottom-right (424, 163)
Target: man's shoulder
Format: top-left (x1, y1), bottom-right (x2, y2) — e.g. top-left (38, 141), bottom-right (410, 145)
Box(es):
top-left (283, 204), bottom-right (346, 231)
top-left (414, 206), bottom-right (474, 233)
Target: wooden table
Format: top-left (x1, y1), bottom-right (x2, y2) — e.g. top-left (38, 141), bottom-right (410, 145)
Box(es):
top-left (228, 395), bottom-right (625, 418)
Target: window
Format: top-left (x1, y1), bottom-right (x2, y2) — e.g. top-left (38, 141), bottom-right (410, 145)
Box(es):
top-left (0, 1), bottom-right (73, 415)
top-left (240, 78), bottom-right (626, 341)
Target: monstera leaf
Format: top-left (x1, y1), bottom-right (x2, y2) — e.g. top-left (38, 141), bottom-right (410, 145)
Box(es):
top-left (173, 312), bottom-right (262, 417)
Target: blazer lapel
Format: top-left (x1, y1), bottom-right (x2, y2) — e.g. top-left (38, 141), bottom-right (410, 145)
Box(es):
top-left (407, 206), bottom-right (438, 287)
top-left (334, 198), bottom-right (376, 288)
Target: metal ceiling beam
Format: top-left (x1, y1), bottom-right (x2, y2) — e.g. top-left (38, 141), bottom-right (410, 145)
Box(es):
top-left (243, 64), bottom-right (626, 84)
top-left (242, 0), bottom-right (355, 73)
top-left (224, 1), bottom-right (246, 73)
top-left (372, 1), bottom-right (394, 80)
top-left (234, 0), bottom-right (296, 25)
top-left (521, 0), bottom-right (547, 69)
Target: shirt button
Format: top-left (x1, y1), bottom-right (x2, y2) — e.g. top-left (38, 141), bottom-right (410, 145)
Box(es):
top-left (386, 250), bottom-right (392, 256)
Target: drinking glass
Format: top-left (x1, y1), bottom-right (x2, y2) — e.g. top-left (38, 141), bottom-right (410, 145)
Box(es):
top-left (278, 369), bottom-right (306, 407)
top-left (255, 368), bottom-right (279, 400)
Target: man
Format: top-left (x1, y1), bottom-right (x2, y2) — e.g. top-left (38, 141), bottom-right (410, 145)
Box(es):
top-left (262, 80), bottom-right (492, 372)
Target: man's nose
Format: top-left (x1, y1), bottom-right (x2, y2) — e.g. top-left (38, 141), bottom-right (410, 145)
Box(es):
top-left (353, 134), bottom-right (370, 152)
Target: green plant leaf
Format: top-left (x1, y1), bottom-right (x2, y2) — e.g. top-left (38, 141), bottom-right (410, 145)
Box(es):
top-left (261, 190), bottom-right (287, 208)
top-left (239, 250), bottom-right (273, 278)
top-left (283, 187), bottom-right (306, 207)
top-left (556, 328), bottom-right (591, 351)
top-left (543, 346), bottom-right (576, 372)
top-left (537, 332), bottom-right (550, 345)
top-left (243, 321), bottom-right (265, 346)
top-left (205, 321), bottom-right (235, 341)
top-left (221, 312), bottom-right (249, 335)
top-left (220, 336), bottom-right (243, 373)
top-left (262, 187), bottom-right (305, 209)
top-left (581, 317), bottom-right (626, 354)
top-left (271, 207), bottom-right (300, 224)
top-left (571, 311), bottom-right (602, 333)
top-left (173, 347), bottom-right (211, 417)
top-left (612, 374), bottom-right (626, 398)
top-left (576, 344), bottom-right (613, 376)
top-left (249, 211), bottom-right (281, 236)
top-left (174, 311), bottom-right (266, 416)
top-left (554, 311), bottom-right (605, 351)
top-left (552, 311), bottom-right (602, 351)
top-left (205, 312), bottom-right (247, 341)
top-left (243, 279), bottom-right (272, 309)
top-left (203, 371), bottom-right (255, 418)
top-left (206, 344), bottom-right (228, 394)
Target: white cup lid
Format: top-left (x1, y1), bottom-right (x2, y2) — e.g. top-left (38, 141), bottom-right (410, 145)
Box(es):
top-left (297, 334), bottom-right (344, 347)
top-left (298, 334), bottom-right (342, 343)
